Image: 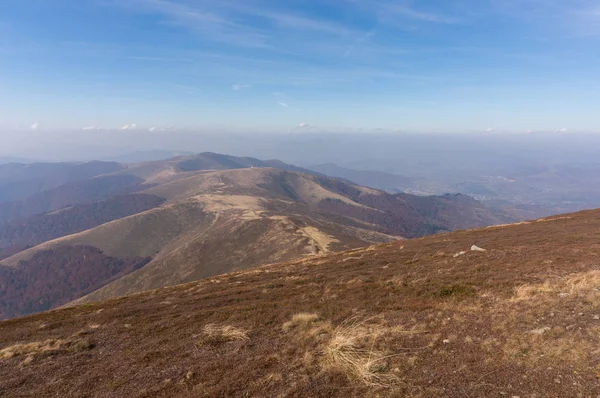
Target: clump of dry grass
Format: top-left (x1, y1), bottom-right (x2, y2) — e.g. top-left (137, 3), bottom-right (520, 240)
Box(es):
top-left (324, 317), bottom-right (397, 388)
top-left (0, 339), bottom-right (67, 359)
top-left (512, 270), bottom-right (600, 302)
top-left (565, 270), bottom-right (600, 294)
top-left (511, 282), bottom-right (555, 301)
top-left (0, 336), bottom-right (94, 360)
top-left (202, 324), bottom-right (249, 343)
top-left (282, 313), bottom-right (320, 332)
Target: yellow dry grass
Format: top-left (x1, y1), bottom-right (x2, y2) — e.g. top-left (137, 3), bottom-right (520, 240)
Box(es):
top-left (282, 313), bottom-right (320, 332)
top-left (202, 324), bottom-right (250, 343)
top-left (512, 270), bottom-right (600, 301)
top-left (0, 339), bottom-right (68, 359)
top-left (324, 317), bottom-right (398, 388)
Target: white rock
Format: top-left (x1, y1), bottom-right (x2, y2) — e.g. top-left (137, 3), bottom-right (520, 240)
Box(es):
top-left (471, 245), bottom-right (487, 252)
top-left (594, 315), bottom-right (600, 320)
top-left (453, 251), bottom-right (467, 258)
top-left (529, 327), bottom-right (551, 335)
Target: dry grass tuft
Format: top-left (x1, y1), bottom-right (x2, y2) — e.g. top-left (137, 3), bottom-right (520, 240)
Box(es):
top-left (324, 317), bottom-right (397, 388)
top-left (565, 270), bottom-right (600, 294)
top-left (513, 270), bottom-right (600, 301)
top-left (202, 324), bottom-right (250, 344)
top-left (0, 339), bottom-right (67, 359)
top-left (282, 313), bottom-right (320, 332)
top-left (511, 282), bottom-right (555, 301)
top-left (0, 336), bottom-right (94, 360)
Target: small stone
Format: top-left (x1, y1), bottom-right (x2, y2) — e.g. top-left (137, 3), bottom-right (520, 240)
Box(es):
top-left (594, 315), bottom-right (600, 320)
top-left (529, 327), bottom-right (550, 335)
top-left (578, 313), bottom-right (584, 316)
top-left (471, 245), bottom-right (486, 252)
top-left (443, 339), bottom-right (451, 344)
top-left (453, 251), bottom-right (467, 258)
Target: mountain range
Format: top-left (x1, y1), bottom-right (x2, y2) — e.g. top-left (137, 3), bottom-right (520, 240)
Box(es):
top-left (0, 153), bottom-right (514, 320)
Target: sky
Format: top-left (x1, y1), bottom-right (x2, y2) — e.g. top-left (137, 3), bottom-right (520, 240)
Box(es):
top-left (1, 0), bottom-right (600, 134)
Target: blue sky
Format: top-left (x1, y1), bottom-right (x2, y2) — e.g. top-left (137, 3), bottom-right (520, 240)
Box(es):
top-left (1, 0), bottom-right (600, 133)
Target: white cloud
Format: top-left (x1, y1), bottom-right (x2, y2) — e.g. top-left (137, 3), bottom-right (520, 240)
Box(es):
top-left (121, 124), bottom-right (137, 130)
top-left (148, 127), bottom-right (157, 132)
top-left (485, 127), bottom-right (494, 132)
top-left (557, 127), bottom-right (568, 133)
top-left (297, 123), bottom-right (313, 129)
top-left (30, 122), bottom-right (40, 130)
top-left (232, 84), bottom-right (250, 91)
top-left (278, 101), bottom-right (290, 108)
top-left (82, 126), bottom-right (98, 131)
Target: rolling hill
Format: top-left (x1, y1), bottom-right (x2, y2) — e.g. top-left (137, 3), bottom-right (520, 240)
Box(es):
top-left (0, 153), bottom-right (514, 320)
top-left (0, 209), bottom-right (598, 397)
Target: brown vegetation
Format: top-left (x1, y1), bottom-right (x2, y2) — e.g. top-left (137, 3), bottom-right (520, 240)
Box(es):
top-left (0, 194), bottom-right (165, 253)
top-left (1, 209), bottom-right (599, 396)
top-left (0, 246), bottom-right (150, 320)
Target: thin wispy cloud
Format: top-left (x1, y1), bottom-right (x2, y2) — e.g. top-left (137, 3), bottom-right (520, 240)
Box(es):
top-left (30, 122), bottom-right (40, 130)
top-left (116, 0), bottom-right (270, 48)
top-left (380, 3), bottom-right (459, 24)
top-left (232, 84), bottom-right (250, 91)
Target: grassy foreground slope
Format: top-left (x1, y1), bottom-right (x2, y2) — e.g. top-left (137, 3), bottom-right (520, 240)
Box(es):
top-left (1, 209), bottom-right (599, 397)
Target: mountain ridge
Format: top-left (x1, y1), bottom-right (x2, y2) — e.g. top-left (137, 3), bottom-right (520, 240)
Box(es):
top-left (0, 154), bottom-right (515, 320)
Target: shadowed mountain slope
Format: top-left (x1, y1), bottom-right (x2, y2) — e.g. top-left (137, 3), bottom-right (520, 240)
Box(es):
top-left (0, 210), bottom-right (598, 397)
top-left (0, 194), bottom-right (165, 260)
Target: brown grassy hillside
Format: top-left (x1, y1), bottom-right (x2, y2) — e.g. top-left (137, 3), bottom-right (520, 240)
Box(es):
top-left (0, 194), bottom-right (165, 258)
top-left (0, 246), bottom-right (150, 320)
top-left (1, 210), bottom-right (598, 397)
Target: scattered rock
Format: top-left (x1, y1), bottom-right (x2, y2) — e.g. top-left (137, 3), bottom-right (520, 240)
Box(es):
top-left (453, 251), bottom-right (467, 258)
top-left (443, 339), bottom-right (451, 344)
top-left (529, 327), bottom-right (551, 335)
top-left (471, 245), bottom-right (486, 252)
top-left (594, 315), bottom-right (600, 320)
